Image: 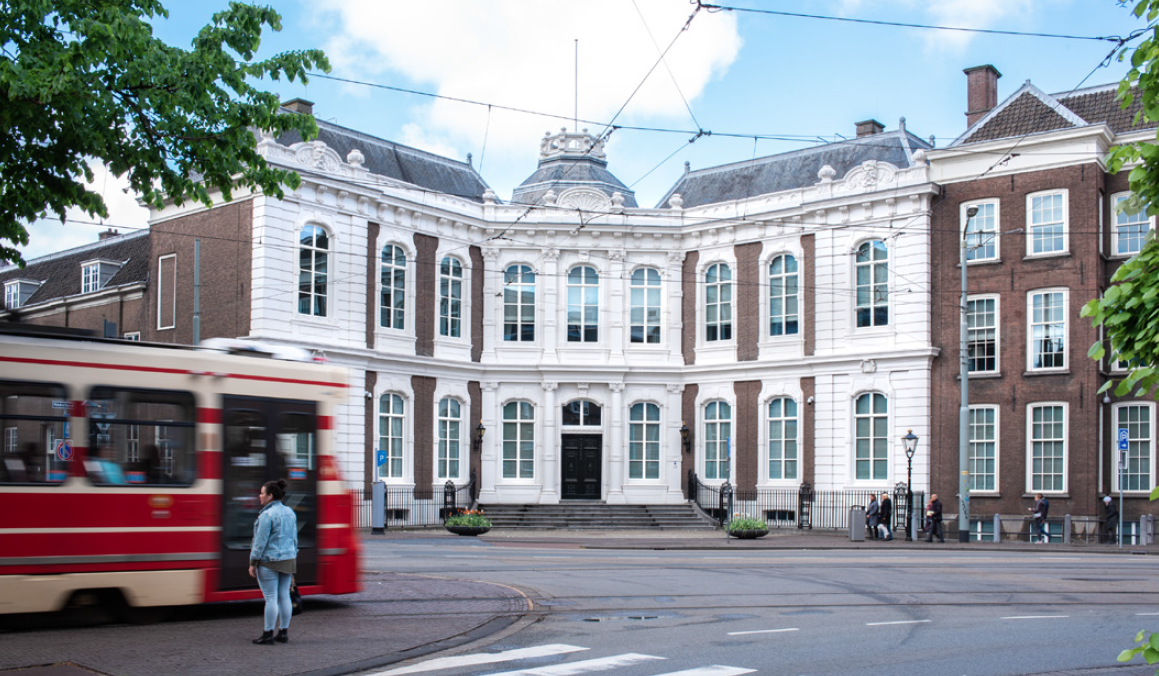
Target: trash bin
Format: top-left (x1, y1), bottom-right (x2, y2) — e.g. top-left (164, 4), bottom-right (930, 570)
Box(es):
top-left (849, 506), bottom-right (866, 541)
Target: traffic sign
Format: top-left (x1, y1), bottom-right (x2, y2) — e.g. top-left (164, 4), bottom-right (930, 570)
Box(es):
top-left (1118, 428), bottom-right (1131, 452)
top-left (55, 440), bottom-right (73, 462)
top-left (375, 450), bottom-right (387, 466)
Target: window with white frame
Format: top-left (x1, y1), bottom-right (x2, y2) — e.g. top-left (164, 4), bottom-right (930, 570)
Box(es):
top-left (567, 265), bottom-right (599, 342)
top-left (854, 392), bottom-right (888, 480)
top-left (81, 262), bottom-right (100, 294)
top-left (704, 401), bottom-right (731, 480)
top-left (298, 225), bottom-right (329, 317)
top-left (437, 397), bottom-right (461, 480)
top-left (503, 265), bottom-right (535, 342)
top-left (3, 427), bottom-right (15, 455)
top-left (122, 332), bottom-right (141, 341)
top-left (630, 267), bottom-right (662, 344)
top-left (1028, 403), bottom-right (1066, 492)
top-left (377, 394), bottom-right (404, 479)
top-left (380, 244), bottom-right (406, 330)
top-left (1027, 191), bottom-right (1067, 255)
top-left (1113, 193), bottom-right (1151, 256)
top-left (1116, 403), bottom-right (1153, 492)
top-left (502, 401), bottom-right (534, 479)
top-left (964, 201), bottom-right (999, 261)
top-left (628, 402), bottom-right (660, 480)
top-left (769, 255), bottom-right (799, 336)
top-left (439, 257), bottom-right (463, 338)
top-left (4, 282), bottom-right (18, 310)
top-left (767, 397), bottom-right (798, 480)
top-left (855, 241), bottom-right (888, 328)
top-left (1028, 290), bottom-right (1067, 371)
top-left (968, 406), bottom-right (997, 491)
top-left (158, 254), bottom-right (176, 330)
top-left (705, 263), bottom-right (733, 342)
top-left (561, 400), bottom-right (601, 426)
top-left (967, 295), bottom-right (998, 373)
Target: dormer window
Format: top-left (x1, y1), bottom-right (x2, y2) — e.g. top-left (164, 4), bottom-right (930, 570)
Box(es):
top-left (4, 279), bottom-right (42, 309)
top-left (80, 259), bottom-right (124, 294)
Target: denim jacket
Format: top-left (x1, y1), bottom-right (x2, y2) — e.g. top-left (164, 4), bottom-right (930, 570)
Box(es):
top-left (250, 500), bottom-right (298, 565)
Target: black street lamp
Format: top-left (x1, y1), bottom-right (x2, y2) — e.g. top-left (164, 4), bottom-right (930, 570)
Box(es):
top-left (474, 423), bottom-right (485, 453)
top-left (903, 429), bottom-right (918, 541)
top-left (680, 422), bottom-right (691, 454)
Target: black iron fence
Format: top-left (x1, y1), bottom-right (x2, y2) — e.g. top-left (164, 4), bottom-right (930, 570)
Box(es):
top-left (355, 471), bottom-right (476, 529)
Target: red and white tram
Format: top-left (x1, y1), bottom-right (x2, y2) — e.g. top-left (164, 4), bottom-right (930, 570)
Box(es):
top-left (0, 329), bottom-right (360, 616)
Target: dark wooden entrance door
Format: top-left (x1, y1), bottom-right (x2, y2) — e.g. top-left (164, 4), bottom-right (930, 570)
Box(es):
top-left (561, 434), bottom-right (602, 500)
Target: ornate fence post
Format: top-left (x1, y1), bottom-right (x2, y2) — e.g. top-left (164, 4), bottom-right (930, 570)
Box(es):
top-left (443, 480), bottom-right (456, 522)
top-left (797, 481), bottom-right (813, 530)
top-left (893, 481), bottom-right (908, 538)
top-left (720, 481), bottom-right (733, 528)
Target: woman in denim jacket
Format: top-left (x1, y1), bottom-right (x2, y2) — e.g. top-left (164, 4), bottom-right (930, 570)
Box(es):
top-left (248, 479), bottom-right (298, 645)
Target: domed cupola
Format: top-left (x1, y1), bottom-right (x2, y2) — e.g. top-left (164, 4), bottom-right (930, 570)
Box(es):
top-left (511, 128), bottom-right (637, 209)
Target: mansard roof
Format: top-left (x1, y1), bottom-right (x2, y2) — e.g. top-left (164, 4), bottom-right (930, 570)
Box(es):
top-left (953, 82), bottom-right (1155, 147)
top-left (659, 128), bottom-right (931, 209)
top-left (511, 130), bottom-right (638, 208)
top-left (0, 230), bottom-right (150, 308)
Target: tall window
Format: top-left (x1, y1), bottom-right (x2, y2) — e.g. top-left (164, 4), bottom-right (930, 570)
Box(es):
top-left (503, 265), bottom-right (535, 342)
top-left (567, 265), bottom-right (599, 342)
top-left (1028, 403), bottom-right (1066, 492)
top-left (767, 398), bottom-right (798, 480)
top-left (298, 225), bottom-right (329, 317)
top-left (439, 257), bottom-right (463, 338)
top-left (4, 283), bottom-right (18, 310)
top-left (630, 268), bottom-right (662, 344)
top-left (437, 398), bottom-right (461, 480)
top-left (967, 296), bottom-right (998, 373)
top-left (1028, 290), bottom-right (1067, 370)
top-left (704, 401), bottom-right (732, 480)
top-left (705, 263), bottom-right (733, 342)
top-left (968, 406), bottom-right (997, 491)
top-left (378, 394), bottom-right (404, 479)
top-left (1113, 193), bottom-right (1151, 256)
top-left (561, 400), bottom-right (601, 426)
top-left (964, 201), bottom-right (999, 261)
top-left (502, 401), bottom-right (535, 479)
top-left (82, 262), bottom-right (100, 294)
top-left (628, 403), bottom-right (660, 480)
top-left (855, 241), bottom-right (888, 328)
top-left (1028, 191), bottom-right (1067, 255)
top-left (380, 245), bottom-right (406, 330)
top-left (1117, 404), bottom-right (1153, 492)
top-left (854, 392), bottom-right (888, 480)
top-left (768, 255), bottom-right (799, 336)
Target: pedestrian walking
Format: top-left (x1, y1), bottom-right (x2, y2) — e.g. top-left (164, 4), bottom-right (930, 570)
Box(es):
top-left (879, 493), bottom-right (893, 540)
top-left (865, 493), bottom-right (880, 540)
top-left (1103, 495), bottom-right (1119, 544)
top-left (924, 493), bottom-right (944, 542)
top-left (1030, 493), bottom-right (1050, 543)
top-left (249, 479), bottom-right (298, 645)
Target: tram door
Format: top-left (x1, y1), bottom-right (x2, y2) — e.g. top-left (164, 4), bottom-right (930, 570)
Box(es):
top-left (219, 396), bottom-right (319, 590)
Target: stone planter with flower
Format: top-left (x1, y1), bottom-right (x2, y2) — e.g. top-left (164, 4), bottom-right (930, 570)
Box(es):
top-left (726, 515), bottom-right (769, 539)
top-left (444, 509), bottom-right (492, 536)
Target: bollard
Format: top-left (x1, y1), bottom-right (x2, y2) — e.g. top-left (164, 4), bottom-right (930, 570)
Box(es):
top-left (849, 506), bottom-right (866, 541)
top-left (993, 514), bottom-right (1001, 543)
top-left (1063, 514), bottom-right (1072, 544)
top-left (1143, 514), bottom-right (1155, 545)
top-left (371, 481), bottom-right (385, 534)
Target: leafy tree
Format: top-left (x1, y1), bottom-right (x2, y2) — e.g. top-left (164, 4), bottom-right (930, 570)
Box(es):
top-left (0, 0), bottom-right (329, 266)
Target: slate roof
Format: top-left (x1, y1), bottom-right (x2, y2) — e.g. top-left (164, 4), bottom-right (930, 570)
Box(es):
top-left (278, 120), bottom-right (492, 203)
top-left (659, 129), bottom-right (931, 209)
top-left (512, 157), bottom-right (638, 207)
top-left (955, 82), bottom-right (1155, 146)
top-left (0, 230), bottom-right (150, 309)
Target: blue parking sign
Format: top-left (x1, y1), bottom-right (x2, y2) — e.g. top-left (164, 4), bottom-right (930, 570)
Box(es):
top-left (1119, 428), bottom-right (1130, 452)
top-left (375, 450), bottom-right (387, 466)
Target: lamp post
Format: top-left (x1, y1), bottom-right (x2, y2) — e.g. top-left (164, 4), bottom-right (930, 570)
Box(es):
top-left (958, 206), bottom-right (978, 543)
top-left (680, 422), bottom-right (691, 454)
top-left (474, 423), bottom-right (485, 453)
top-left (903, 429), bottom-right (918, 541)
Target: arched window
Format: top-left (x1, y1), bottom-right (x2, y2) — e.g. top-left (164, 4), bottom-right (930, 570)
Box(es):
top-left (629, 403), bottom-right (660, 480)
top-left (567, 265), bottom-right (600, 342)
top-left (561, 400), bottom-right (601, 426)
top-left (502, 401), bottom-right (535, 478)
top-left (769, 254), bottom-right (799, 336)
top-left (298, 225), bottom-right (329, 317)
top-left (439, 257), bottom-right (463, 338)
top-left (380, 245), bottom-right (406, 330)
top-left (855, 241), bottom-right (888, 328)
top-left (378, 394), bottom-right (405, 479)
top-left (437, 397), bottom-right (461, 480)
top-left (704, 401), bottom-right (732, 480)
top-left (503, 265), bottom-right (535, 342)
top-left (768, 398), bottom-right (798, 480)
top-left (630, 268), bottom-right (662, 344)
top-left (705, 263), bottom-right (733, 342)
top-left (854, 392), bottom-right (888, 480)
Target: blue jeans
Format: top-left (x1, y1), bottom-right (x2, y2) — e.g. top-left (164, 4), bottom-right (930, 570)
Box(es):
top-left (255, 565), bottom-right (292, 631)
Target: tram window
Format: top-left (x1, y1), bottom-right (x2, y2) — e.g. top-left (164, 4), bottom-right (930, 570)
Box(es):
top-left (86, 387), bottom-right (195, 486)
top-left (0, 380), bottom-right (69, 484)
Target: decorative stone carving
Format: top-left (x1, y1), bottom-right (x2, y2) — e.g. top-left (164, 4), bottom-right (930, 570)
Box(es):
top-left (817, 164), bottom-right (837, 183)
top-left (294, 140), bottom-right (341, 173)
top-left (609, 383), bottom-right (625, 394)
top-left (668, 194), bottom-right (683, 209)
top-left (844, 160), bottom-right (899, 191)
top-left (558, 188), bottom-right (610, 211)
top-left (539, 128), bottom-right (606, 162)
top-left (346, 148), bottom-right (365, 168)
top-left (861, 359), bottom-right (877, 374)
top-left (482, 189), bottom-right (497, 205)
top-left (542, 382), bottom-right (559, 393)
top-left (666, 383), bottom-right (685, 394)
top-left (543, 248), bottom-right (560, 261)
top-left (912, 148), bottom-right (928, 165)
top-left (543, 190), bottom-right (557, 206)
top-left (611, 192), bottom-right (625, 209)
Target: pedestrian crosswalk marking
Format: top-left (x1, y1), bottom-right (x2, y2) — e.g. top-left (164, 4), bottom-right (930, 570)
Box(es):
top-left (650, 668), bottom-right (756, 676)
top-left (484, 653), bottom-right (665, 676)
top-left (370, 644), bottom-right (588, 675)
top-left (727, 627), bottom-right (798, 636)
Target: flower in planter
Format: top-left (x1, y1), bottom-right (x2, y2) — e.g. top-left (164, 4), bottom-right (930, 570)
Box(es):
top-left (445, 509), bottom-right (492, 528)
top-left (726, 515), bottom-right (768, 533)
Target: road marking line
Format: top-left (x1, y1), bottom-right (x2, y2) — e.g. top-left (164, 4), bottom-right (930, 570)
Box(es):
top-left (652, 667), bottom-right (757, 676)
top-left (866, 620), bottom-right (931, 626)
top-left (368, 644), bottom-right (589, 675)
top-left (1001, 615), bottom-right (1069, 620)
top-left (486, 653), bottom-right (665, 676)
top-left (727, 628), bottom-right (800, 636)
top-left (1138, 613), bottom-right (1159, 616)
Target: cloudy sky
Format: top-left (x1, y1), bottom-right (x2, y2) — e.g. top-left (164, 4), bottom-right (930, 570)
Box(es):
top-left (17, 0), bottom-right (1145, 260)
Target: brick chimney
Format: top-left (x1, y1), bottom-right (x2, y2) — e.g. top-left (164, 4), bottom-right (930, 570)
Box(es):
top-left (282, 98), bottom-right (314, 116)
top-left (98, 228), bottom-right (119, 241)
top-left (964, 65), bottom-right (1002, 128)
top-left (855, 119), bottom-right (885, 138)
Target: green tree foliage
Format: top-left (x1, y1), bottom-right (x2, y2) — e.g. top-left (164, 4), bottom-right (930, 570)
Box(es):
top-left (0, 0), bottom-right (329, 266)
